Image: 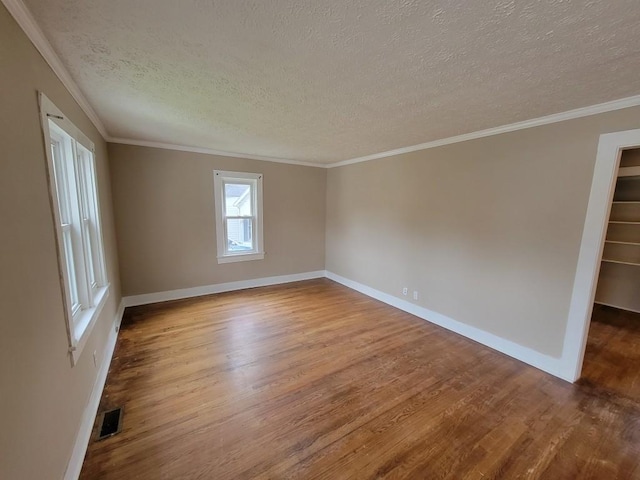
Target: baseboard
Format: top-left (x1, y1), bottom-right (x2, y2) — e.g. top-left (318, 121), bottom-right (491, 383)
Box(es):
top-left (123, 270), bottom-right (326, 307)
top-left (594, 300), bottom-right (640, 314)
top-left (122, 270), bottom-right (569, 380)
top-left (64, 299), bottom-right (125, 480)
top-left (325, 271), bottom-right (571, 382)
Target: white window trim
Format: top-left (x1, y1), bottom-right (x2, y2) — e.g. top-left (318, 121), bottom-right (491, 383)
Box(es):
top-left (39, 92), bottom-right (110, 365)
top-left (213, 170), bottom-right (264, 264)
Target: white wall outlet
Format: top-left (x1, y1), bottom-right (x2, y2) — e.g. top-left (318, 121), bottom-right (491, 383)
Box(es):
top-left (402, 287), bottom-right (408, 296)
top-left (93, 350), bottom-right (98, 367)
top-left (413, 290), bottom-right (419, 301)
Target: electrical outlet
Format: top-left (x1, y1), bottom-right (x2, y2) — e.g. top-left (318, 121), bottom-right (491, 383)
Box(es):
top-left (413, 291), bottom-right (418, 301)
top-left (402, 287), bottom-right (408, 296)
top-left (93, 350), bottom-right (98, 368)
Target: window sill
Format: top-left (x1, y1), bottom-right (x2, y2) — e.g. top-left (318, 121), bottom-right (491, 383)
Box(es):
top-left (70, 284), bottom-right (110, 366)
top-left (217, 252), bottom-right (265, 264)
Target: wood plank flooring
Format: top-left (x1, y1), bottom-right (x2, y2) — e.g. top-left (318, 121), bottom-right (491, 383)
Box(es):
top-left (80, 279), bottom-right (640, 479)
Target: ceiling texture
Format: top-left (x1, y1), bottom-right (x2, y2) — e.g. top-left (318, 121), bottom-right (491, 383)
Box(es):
top-left (22, 0), bottom-right (640, 164)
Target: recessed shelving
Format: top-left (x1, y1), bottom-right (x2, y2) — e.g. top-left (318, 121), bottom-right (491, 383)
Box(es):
top-left (618, 166), bottom-right (640, 177)
top-left (605, 240), bottom-right (640, 246)
top-left (596, 151), bottom-right (640, 313)
top-left (601, 259), bottom-right (640, 267)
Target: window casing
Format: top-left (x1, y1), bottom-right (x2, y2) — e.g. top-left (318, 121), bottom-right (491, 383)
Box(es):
top-left (40, 93), bottom-right (109, 365)
top-left (214, 170), bottom-right (264, 263)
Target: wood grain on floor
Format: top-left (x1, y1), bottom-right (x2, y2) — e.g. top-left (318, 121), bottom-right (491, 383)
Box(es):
top-left (80, 279), bottom-right (640, 479)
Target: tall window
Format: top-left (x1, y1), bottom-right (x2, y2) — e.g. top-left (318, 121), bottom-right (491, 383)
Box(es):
top-left (40, 93), bottom-right (109, 364)
top-left (213, 170), bottom-right (264, 263)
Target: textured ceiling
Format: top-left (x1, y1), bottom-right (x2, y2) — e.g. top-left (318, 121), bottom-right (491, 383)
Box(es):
top-left (23, 0), bottom-right (640, 164)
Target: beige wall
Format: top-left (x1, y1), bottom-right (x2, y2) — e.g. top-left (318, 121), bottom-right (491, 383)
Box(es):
top-left (0, 4), bottom-right (121, 479)
top-left (326, 107), bottom-right (640, 358)
top-left (1, 0), bottom-right (638, 475)
top-left (108, 144), bottom-right (326, 296)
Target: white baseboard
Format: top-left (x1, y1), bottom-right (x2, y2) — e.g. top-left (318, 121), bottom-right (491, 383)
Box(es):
top-left (594, 300), bottom-right (640, 314)
top-left (64, 300), bottom-right (125, 480)
top-left (325, 271), bottom-right (571, 382)
top-left (123, 270), bottom-right (326, 307)
top-left (60, 269), bottom-right (575, 478)
top-left (123, 270), bottom-right (571, 381)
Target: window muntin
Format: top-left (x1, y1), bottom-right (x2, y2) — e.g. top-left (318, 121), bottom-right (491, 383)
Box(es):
top-left (40, 93), bottom-right (109, 365)
top-left (214, 171), bottom-right (264, 263)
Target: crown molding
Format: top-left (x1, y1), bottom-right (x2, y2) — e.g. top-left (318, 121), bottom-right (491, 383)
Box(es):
top-left (111, 93), bottom-right (640, 169)
top-left (2, 0), bottom-right (109, 139)
top-left (6, 0), bottom-right (639, 169)
top-left (327, 94), bottom-right (640, 168)
top-left (107, 137), bottom-right (326, 168)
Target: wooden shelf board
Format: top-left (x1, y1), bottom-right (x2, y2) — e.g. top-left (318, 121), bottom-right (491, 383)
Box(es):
top-left (618, 166), bottom-right (640, 177)
top-left (605, 240), bottom-right (640, 246)
top-left (601, 259), bottom-right (640, 267)
top-left (612, 201), bottom-right (640, 204)
top-left (608, 221), bottom-right (640, 225)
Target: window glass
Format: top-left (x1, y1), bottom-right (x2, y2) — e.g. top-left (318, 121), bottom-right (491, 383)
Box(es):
top-left (40, 92), bottom-right (110, 364)
top-left (214, 171), bottom-right (264, 263)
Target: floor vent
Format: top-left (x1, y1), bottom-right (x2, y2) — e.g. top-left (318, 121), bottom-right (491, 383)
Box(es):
top-left (97, 407), bottom-right (123, 440)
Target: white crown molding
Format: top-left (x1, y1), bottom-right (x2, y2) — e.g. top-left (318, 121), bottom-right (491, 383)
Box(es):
top-left (559, 128), bottom-right (640, 382)
top-left (112, 94), bottom-right (640, 169)
top-left (327, 94), bottom-right (640, 168)
top-left (107, 137), bottom-right (325, 168)
top-left (2, 0), bottom-right (109, 139)
top-left (6, 0), bottom-right (640, 168)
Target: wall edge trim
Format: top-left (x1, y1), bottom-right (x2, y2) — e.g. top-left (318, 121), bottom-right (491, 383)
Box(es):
top-left (62, 266), bottom-right (582, 479)
top-left (64, 299), bottom-right (125, 480)
top-left (327, 95), bottom-right (640, 168)
top-left (122, 270), bottom-right (326, 307)
top-left (3, 0), bottom-right (639, 168)
top-left (107, 138), bottom-right (326, 168)
top-left (1, 0), bottom-right (109, 139)
top-left (560, 128), bottom-right (640, 382)
top-left (324, 271), bottom-right (571, 382)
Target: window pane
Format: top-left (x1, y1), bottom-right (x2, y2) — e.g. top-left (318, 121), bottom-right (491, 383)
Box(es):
top-left (62, 227), bottom-right (80, 309)
top-left (50, 140), bottom-right (72, 225)
top-left (83, 219), bottom-right (96, 288)
top-left (224, 183), bottom-right (252, 216)
top-left (226, 218), bottom-right (253, 251)
top-left (77, 148), bottom-right (92, 217)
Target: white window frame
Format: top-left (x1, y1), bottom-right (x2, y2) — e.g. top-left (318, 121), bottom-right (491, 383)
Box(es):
top-left (39, 92), bottom-right (110, 365)
top-left (213, 170), bottom-right (264, 264)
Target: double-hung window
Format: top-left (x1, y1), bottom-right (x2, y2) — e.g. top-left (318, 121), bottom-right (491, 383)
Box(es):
top-left (213, 170), bottom-right (264, 263)
top-left (40, 93), bottom-right (109, 364)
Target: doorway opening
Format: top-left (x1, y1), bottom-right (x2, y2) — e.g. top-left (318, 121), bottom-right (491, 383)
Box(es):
top-left (561, 129), bottom-right (640, 383)
top-left (581, 147), bottom-right (640, 396)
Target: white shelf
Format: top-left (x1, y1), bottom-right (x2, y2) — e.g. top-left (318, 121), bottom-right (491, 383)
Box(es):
top-left (618, 166), bottom-right (640, 177)
top-left (601, 259), bottom-right (640, 267)
top-left (598, 161), bottom-right (640, 313)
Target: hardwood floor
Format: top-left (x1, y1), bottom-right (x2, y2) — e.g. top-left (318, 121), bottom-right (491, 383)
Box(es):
top-left (80, 279), bottom-right (640, 479)
top-left (580, 304), bottom-right (640, 403)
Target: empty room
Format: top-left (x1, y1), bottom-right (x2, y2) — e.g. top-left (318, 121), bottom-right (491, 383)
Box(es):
top-left (2, 0), bottom-right (640, 479)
